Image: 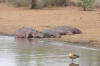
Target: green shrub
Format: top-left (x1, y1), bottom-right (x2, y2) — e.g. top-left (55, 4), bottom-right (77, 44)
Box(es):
top-left (36, 0), bottom-right (51, 8)
top-left (95, 0), bottom-right (100, 8)
top-left (78, 0), bottom-right (96, 11)
top-left (9, 0), bottom-right (30, 7)
top-left (0, 0), bottom-right (73, 8)
top-left (32, 0), bottom-right (70, 8)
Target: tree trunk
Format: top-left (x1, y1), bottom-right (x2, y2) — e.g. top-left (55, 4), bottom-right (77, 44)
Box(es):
top-left (31, 0), bottom-right (37, 9)
top-left (2, 0), bottom-right (6, 3)
top-left (83, 7), bottom-right (87, 11)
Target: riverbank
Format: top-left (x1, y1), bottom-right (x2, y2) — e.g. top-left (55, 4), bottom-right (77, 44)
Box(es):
top-left (0, 4), bottom-right (100, 48)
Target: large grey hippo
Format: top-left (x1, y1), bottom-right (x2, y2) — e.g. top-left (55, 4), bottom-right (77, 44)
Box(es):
top-left (15, 27), bottom-right (44, 38)
top-left (41, 30), bottom-right (61, 38)
top-left (50, 26), bottom-right (82, 35)
top-left (41, 26), bottom-right (82, 36)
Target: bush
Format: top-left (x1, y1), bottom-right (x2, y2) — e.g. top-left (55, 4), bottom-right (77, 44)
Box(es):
top-left (95, 0), bottom-right (100, 8)
top-left (35, 0), bottom-right (69, 8)
top-left (0, 0), bottom-right (74, 8)
top-left (11, 0), bottom-right (29, 7)
top-left (78, 0), bottom-right (96, 11)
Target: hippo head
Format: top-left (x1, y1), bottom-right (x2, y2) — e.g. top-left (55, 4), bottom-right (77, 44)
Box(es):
top-left (27, 32), bottom-right (33, 38)
top-left (34, 31), bottom-right (44, 38)
top-left (72, 28), bottom-right (82, 34)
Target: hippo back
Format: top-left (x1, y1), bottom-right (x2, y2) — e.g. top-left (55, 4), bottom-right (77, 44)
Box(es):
top-left (15, 27), bottom-right (44, 38)
top-left (41, 30), bottom-right (61, 38)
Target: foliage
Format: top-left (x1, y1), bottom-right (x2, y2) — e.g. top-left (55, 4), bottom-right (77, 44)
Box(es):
top-left (35, 0), bottom-right (68, 8)
top-left (78, 0), bottom-right (96, 11)
top-left (95, 0), bottom-right (100, 8)
top-left (0, 0), bottom-right (78, 8)
top-left (12, 0), bottom-right (29, 7)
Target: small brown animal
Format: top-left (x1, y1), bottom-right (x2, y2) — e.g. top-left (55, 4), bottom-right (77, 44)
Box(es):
top-left (69, 53), bottom-right (80, 63)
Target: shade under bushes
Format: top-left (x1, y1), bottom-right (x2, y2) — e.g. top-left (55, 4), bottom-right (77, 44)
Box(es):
top-left (0, 0), bottom-right (74, 8)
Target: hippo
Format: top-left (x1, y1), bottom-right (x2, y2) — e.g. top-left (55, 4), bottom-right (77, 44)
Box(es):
top-left (41, 29), bottom-right (61, 38)
top-left (46, 26), bottom-right (82, 35)
top-left (15, 27), bottom-right (44, 38)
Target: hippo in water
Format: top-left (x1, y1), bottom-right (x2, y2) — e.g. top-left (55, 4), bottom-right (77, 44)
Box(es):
top-left (15, 27), bottom-right (44, 38)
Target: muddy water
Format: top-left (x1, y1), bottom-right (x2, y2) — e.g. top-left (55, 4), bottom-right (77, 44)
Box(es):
top-left (0, 36), bottom-right (100, 66)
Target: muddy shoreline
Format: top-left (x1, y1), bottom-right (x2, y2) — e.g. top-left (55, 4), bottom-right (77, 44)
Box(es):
top-left (44, 38), bottom-right (100, 48)
top-left (0, 33), bottom-right (100, 48)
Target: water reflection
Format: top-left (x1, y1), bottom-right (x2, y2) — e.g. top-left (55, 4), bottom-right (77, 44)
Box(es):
top-left (15, 39), bottom-right (34, 66)
top-left (69, 63), bottom-right (79, 66)
top-left (14, 38), bottom-right (100, 66)
top-left (0, 36), bottom-right (100, 66)
top-left (15, 38), bottom-right (55, 66)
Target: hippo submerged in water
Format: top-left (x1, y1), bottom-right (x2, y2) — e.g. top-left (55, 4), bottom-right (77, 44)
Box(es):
top-left (15, 27), bottom-right (44, 38)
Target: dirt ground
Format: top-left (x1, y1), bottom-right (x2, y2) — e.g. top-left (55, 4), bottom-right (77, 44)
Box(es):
top-left (0, 4), bottom-right (100, 48)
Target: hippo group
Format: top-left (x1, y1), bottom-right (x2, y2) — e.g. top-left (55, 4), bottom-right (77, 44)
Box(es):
top-left (15, 26), bottom-right (82, 38)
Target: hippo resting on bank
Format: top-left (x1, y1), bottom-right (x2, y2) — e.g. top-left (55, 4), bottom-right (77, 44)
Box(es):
top-left (51, 26), bottom-right (82, 35)
top-left (15, 26), bottom-right (82, 38)
top-left (42, 30), bottom-right (61, 38)
top-left (41, 26), bottom-right (82, 36)
top-left (15, 27), bottom-right (44, 38)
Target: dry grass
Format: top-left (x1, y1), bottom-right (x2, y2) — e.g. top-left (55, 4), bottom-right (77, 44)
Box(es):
top-left (0, 4), bottom-right (100, 48)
